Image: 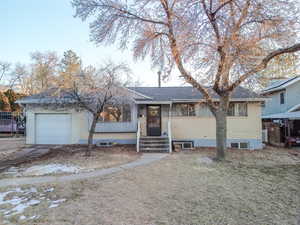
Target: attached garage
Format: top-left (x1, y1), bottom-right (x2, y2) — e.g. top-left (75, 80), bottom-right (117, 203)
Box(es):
top-left (35, 114), bottom-right (71, 144)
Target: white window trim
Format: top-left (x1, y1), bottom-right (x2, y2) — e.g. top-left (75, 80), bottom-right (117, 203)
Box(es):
top-left (228, 103), bottom-right (248, 117)
top-left (230, 142), bottom-right (249, 149)
top-left (279, 91), bottom-right (285, 105)
top-left (173, 103), bottom-right (196, 117)
top-left (98, 104), bottom-right (132, 123)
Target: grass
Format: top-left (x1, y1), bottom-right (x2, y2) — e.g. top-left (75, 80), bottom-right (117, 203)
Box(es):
top-left (38, 146), bottom-right (300, 225)
top-left (1, 146), bottom-right (300, 225)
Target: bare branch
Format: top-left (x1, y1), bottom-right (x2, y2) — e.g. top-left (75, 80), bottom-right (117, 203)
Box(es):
top-left (228, 43), bottom-right (300, 91)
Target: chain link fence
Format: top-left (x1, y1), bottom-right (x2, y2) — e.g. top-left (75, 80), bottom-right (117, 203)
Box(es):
top-left (0, 112), bottom-right (25, 137)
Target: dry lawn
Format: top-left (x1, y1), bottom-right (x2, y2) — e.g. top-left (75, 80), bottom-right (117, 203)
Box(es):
top-left (1, 146), bottom-right (300, 225)
top-left (0, 138), bottom-right (26, 160)
top-left (22, 145), bottom-right (140, 171)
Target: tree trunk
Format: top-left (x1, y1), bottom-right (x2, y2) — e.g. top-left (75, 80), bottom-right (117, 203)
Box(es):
top-left (86, 115), bottom-right (98, 156)
top-left (214, 95), bottom-right (229, 161)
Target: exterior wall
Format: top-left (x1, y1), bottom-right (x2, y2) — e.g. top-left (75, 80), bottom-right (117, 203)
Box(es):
top-left (286, 82), bottom-right (300, 111)
top-left (26, 102), bottom-right (263, 149)
top-left (262, 81), bottom-right (300, 115)
top-left (25, 105), bottom-right (88, 145)
top-left (79, 133), bottom-right (137, 144)
top-left (26, 105), bottom-right (137, 145)
top-left (171, 103), bottom-right (262, 149)
top-left (93, 104), bottom-right (138, 133)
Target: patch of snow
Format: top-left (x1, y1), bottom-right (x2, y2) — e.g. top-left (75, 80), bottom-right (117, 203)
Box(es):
top-left (49, 203), bottom-right (59, 208)
top-left (29, 215), bottom-right (39, 220)
top-left (0, 186), bottom-right (66, 221)
top-left (5, 199), bottom-right (40, 216)
top-left (22, 164), bottom-right (81, 176)
top-left (197, 156), bottom-right (214, 165)
top-left (45, 187), bottom-right (54, 192)
top-left (52, 199), bottom-right (66, 204)
top-left (49, 198), bottom-right (66, 208)
top-left (19, 215), bottom-right (26, 220)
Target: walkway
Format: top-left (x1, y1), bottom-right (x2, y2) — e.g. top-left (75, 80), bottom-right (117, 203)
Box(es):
top-left (0, 153), bottom-right (167, 187)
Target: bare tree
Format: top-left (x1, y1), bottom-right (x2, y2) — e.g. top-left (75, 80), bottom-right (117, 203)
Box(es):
top-left (9, 52), bottom-right (59, 95)
top-left (256, 53), bottom-right (299, 88)
top-left (30, 51), bottom-right (59, 93)
top-left (0, 61), bottom-right (10, 84)
top-left (63, 62), bottom-right (131, 156)
top-left (73, 0), bottom-right (300, 160)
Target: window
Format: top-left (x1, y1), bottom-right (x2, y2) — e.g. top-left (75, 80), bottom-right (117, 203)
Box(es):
top-left (99, 104), bottom-right (131, 122)
top-left (280, 92), bottom-right (285, 104)
top-left (228, 103), bottom-right (235, 116)
top-left (173, 104), bottom-right (196, 116)
top-left (230, 142), bottom-right (249, 149)
top-left (239, 142), bottom-right (249, 149)
top-left (227, 103), bottom-right (248, 117)
top-left (173, 141), bottom-right (194, 150)
top-left (230, 143), bottom-right (239, 149)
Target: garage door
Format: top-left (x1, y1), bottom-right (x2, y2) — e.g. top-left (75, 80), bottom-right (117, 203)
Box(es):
top-left (35, 114), bottom-right (71, 144)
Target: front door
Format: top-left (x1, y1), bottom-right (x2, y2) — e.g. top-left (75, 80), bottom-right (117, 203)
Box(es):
top-left (147, 105), bottom-right (161, 136)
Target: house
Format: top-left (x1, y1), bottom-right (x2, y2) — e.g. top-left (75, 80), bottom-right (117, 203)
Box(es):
top-left (261, 76), bottom-right (300, 146)
top-left (17, 86), bottom-right (264, 151)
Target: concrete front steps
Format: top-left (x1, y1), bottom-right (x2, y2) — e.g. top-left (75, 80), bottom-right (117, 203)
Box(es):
top-left (139, 136), bottom-right (170, 153)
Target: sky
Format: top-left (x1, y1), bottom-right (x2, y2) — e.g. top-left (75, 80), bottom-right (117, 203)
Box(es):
top-left (0, 0), bottom-right (182, 86)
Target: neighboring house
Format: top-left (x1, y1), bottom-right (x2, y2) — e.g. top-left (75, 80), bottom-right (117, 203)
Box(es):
top-left (261, 76), bottom-right (300, 146)
top-left (17, 86), bottom-right (264, 151)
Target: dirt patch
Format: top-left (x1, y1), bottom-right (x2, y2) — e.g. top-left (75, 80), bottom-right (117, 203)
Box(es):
top-left (25, 145), bottom-right (140, 170)
top-left (22, 146), bottom-right (300, 225)
top-left (0, 145), bottom-right (140, 178)
top-left (0, 138), bottom-right (26, 161)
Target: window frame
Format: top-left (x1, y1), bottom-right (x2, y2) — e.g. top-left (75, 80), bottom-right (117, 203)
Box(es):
top-left (280, 92), bottom-right (285, 105)
top-left (173, 103), bottom-right (196, 117)
top-left (227, 102), bottom-right (248, 117)
top-left (98, 104), bottom-right (132, 123)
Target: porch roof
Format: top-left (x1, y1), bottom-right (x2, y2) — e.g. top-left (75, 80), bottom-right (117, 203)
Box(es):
top-left (262, 111), bottom-right (300, 120)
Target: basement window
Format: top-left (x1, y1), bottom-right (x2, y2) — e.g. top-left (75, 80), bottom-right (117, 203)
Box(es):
top-left (173, 141), bottom-right (194, 150)
top-left (239, 142), bottom-right (249, 149)
top-left (230, 143), bottom-right (239, 149)
top-left (230, 142), bottom-right (249, 149)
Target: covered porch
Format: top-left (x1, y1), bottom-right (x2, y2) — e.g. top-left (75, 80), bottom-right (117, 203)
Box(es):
top-left (136, 103), bottom-right (172, 153)
top-left (262, 111), bottom-right (300, 147)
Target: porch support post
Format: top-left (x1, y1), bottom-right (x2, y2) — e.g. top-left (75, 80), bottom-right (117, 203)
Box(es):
top-left (137, 118), bottom-right (141, 152)
top-left (168, 103), bottom-right (172, 153)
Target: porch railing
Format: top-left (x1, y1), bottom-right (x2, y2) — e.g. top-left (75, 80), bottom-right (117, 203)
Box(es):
top-left (137, 119), bottom-right (141, 152)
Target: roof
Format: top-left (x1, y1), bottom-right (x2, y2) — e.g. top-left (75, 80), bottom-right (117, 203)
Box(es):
top-left (17, 86), bottom-right (263, 104)
top-left (262, 111), bottom-right (300, 120)
top-left (261, 76), bottom-right (300, 94)
top-left (16, 88), bottom-right (74, 104)
top-left (128, 86), bottom-right (262, 102)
